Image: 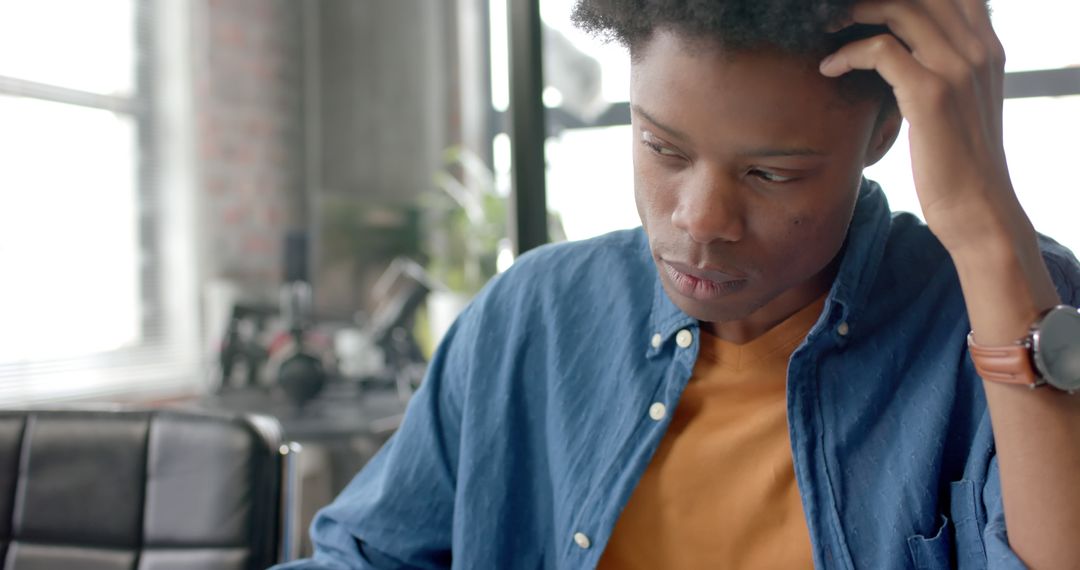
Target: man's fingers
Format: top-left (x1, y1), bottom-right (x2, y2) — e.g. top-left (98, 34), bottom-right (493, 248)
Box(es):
top-left (916, 0), bottom-right (1006, 139)
top-left (820, 34), bottom-right (947, 116)
top-left (849, 1), bottom-right (968, 77)
top-left (820, 33), bottom-right (924, 83)
top-left (958, 0), bottom-right (995, 30)
top-left (912, 0), bottom-right (986, 66)
top-left (821, 0), bottom-right (1007, 144)
top-left (955, 0), bottom-right (1006, 68)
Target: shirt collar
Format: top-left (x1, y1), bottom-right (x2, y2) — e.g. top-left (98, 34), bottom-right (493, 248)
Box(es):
top-left (643, 178), bottom-right (893, 354)
top-left (823, 178), bottom-right (893, 337)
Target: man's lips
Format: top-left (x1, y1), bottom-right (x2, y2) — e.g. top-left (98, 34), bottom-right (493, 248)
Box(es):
top-left (661, 259), bottom-right (748, 301)
top-left (662, 259), bottom-right (746, 284)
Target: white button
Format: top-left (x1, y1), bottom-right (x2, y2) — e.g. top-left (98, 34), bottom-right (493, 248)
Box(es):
top-left (675, 329), bottom-right (693, 348)
top-left (574, 532), bottom-right (591, 549)
top-left (649, 402), bottom-right (667, 421)
top-left (650, 333), bottom-right (662, 349)
top-left (837, 322), bottom-right (850, 336)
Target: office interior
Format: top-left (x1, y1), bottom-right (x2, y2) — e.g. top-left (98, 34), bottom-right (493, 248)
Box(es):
top-left (0, 0), bottom-right (1077, 566)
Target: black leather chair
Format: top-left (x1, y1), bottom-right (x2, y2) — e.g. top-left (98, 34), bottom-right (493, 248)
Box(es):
top-left (0, 408), bottom-right (301, 570)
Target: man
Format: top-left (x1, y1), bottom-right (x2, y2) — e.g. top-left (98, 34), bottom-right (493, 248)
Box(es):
top-left (278, 0), bottom-right (1080, 567)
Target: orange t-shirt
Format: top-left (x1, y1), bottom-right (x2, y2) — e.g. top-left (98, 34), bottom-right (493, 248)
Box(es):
top-left (597, 296), bottom-right (825, 569)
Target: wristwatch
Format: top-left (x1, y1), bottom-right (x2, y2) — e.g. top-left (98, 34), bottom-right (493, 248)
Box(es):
top-left (967, 305), bottom-right (1080, 393)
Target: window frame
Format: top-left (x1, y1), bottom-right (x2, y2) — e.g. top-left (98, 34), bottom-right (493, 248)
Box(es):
top-left (0, 0), bottom-right (202, 404)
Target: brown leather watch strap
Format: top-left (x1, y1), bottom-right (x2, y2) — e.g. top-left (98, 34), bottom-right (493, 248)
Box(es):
top-left (967, 332), bottom-right (1041, 388)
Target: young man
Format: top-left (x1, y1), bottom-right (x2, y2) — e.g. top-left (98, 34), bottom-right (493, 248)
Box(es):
top-left (278, 0), bottom-right (1080, 567)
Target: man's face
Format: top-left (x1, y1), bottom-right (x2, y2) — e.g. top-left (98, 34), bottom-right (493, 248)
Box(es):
top-left (631, 30), bottom-right (895, 332)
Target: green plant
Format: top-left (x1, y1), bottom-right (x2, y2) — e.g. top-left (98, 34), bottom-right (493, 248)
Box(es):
top-left (422, 147), bottom-right (508, 294)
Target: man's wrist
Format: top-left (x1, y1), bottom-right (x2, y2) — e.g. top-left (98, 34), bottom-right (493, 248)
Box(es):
top-left (947, 215), bottom-right (1061, 347)
top-left (930, 189), bottom-right (1031, 255)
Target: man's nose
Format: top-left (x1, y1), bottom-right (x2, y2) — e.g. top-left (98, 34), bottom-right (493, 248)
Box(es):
top-left (670, 168), bottom-right (746, 244)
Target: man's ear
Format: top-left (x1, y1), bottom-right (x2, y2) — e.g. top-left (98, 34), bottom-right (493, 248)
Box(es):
top-left (864, 106), bottom-right (902, 167)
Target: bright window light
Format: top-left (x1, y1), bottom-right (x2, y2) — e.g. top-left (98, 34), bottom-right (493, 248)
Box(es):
top-left (0, 0), bottom-right (135, 96)
top-left (991, 0), bottom-right (1080, 73)
top-left (0, 95), bottom-right (140, 362)
top-left (545, 126), bottom-right (639, 241)
top-left (489, 0), bottom-right (510, 112)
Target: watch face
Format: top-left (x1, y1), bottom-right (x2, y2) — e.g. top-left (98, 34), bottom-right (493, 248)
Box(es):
top-left (1033, 306), bottom-right (1080, 392)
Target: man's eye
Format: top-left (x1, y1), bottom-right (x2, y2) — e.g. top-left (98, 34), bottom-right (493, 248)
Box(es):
top-left (641, 133), bottom-right (683, 158)
top-left (646, 142), bottom-right (681, 157)
top-left (750, 169), bottom-right (796, 183)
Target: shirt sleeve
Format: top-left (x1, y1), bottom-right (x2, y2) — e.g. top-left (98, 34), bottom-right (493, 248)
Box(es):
top-left (1040, 236), bottom-right (1080, 306)
top-left (271, 303), bottom-right (475, 570)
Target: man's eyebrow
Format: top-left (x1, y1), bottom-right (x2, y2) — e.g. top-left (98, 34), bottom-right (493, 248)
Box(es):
top-left (737, 146), bottom-right (829, 158)
top-left (630, 104), bottom-right (690, 142)
top-left (631, 103), bottom-right (828, 157)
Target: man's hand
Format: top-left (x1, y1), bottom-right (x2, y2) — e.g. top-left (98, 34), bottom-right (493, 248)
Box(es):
top-left (819, 0), bottom-right (1019, 255)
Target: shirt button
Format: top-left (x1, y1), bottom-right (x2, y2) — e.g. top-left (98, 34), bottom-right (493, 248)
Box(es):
top-left (675, 329), bottom-right (693, 348)
top-left (837, 321), bottom-right (851, 336)
top-left (574, 532), bottom-right (591, 549)
top-left (650, 333), bottom-right (662, 349)
top-left (649, 402), bottom-right (667, 421)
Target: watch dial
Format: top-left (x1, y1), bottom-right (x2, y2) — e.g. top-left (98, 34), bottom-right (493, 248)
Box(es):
top-left (1035, 306), bottom-right (1080, 391)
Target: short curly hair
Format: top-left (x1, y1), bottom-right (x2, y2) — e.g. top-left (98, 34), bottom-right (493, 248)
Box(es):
top-left (572, 0), bottom-right (896, 106)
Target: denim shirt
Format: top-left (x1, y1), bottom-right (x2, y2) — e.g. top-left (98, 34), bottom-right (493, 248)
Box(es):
top-left (277, 180), bottom-right (1080, 570)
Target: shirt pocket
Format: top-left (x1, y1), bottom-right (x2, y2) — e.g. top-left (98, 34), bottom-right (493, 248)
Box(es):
top-left (907, 514), bottom-right (954, 570)
top-left (948, 479), bottom-right (988, 568)
top-left (906, 480), bottom-right (988, 570)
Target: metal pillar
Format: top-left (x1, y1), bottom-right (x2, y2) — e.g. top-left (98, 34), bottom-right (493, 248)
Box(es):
top-left (506, 0), bottom-right (549, 254)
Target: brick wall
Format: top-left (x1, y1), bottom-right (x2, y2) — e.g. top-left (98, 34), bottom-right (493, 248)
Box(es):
top-left (189, 0), bottom-right (463, 318)
top-left (194, 0), bottom-right (305, 297)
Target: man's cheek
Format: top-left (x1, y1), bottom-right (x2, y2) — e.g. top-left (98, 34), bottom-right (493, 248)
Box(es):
top-left (793, 212), bottom-right (850, 268)
top-left (780, 215), bottom-right (833, 262)
top-left (634, 181), bottom-right (674, 226)
top-left (781, 212), bottom-right (820, 241)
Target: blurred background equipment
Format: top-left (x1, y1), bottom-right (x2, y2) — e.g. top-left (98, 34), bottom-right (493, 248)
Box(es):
top-left (217, 301), bottom-right (277, 390)
top-left (274, 231), bottom-right (327, 408)
top-left (365, 257), bottom-right (433, 398)
top-left (213, 241), bottom-right (433, 406)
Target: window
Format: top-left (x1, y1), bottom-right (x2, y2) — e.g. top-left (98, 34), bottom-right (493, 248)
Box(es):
top-left (864, 96), bottom-right (1080, 253)
top-left (0, 0), bottom-right (199, 403)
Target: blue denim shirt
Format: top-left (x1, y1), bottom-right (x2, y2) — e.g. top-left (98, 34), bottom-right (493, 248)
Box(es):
top-left (277, 181), bottom-right (1080, 570)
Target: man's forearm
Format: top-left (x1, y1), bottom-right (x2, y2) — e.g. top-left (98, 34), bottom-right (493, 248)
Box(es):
top-left (952, 212), bottom-right (1080, 569)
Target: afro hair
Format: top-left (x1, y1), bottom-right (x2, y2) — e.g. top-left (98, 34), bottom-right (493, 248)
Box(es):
top-left (572, 0), bottom-right (864, 55)
top-left (572, 0), bottom-right (898, 106)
